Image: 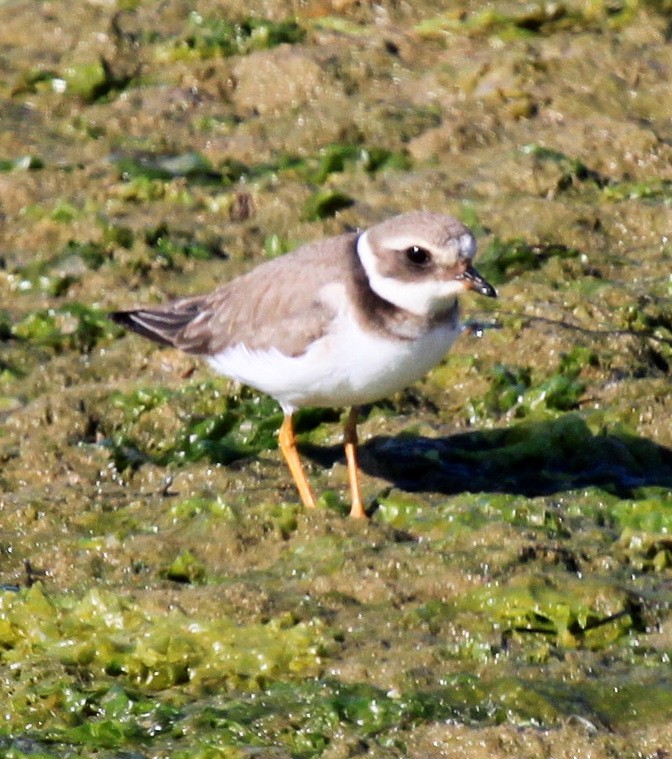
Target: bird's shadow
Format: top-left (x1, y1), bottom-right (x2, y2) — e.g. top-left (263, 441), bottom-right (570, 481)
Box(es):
top-left (301, 413), bottom-right (672, 499)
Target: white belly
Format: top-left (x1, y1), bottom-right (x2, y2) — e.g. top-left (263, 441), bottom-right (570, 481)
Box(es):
top-left (207, 305), bottom-right (462, 413)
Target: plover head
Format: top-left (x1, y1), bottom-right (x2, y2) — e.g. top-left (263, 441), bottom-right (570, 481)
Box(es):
top-left (356, 210), bottom-right (496, 317)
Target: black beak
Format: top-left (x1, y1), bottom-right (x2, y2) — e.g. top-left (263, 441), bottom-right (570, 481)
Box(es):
top-left (460, 264), bottom-right (497, 298)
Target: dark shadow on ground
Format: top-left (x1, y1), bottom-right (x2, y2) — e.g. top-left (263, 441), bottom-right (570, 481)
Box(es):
top-left (302, 413), bottom-right (672, 498)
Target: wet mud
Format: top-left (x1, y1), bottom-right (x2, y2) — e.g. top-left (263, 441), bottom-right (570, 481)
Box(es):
top-left (1, 1), bottom-right (672, 756)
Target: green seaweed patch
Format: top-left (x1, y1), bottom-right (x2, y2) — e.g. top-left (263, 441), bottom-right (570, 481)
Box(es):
top-left (603, 178), bottom-right (672, 202)
top-left (113, 151), bottom-right (223, 185)
top-left (614, 302), bottom-right (672, 372)
top-left (10, 66), bottom-right (60, 96)
top-left (374, 414), bottom-right (672, 503)
top-left (376, 489), bottom-right (602, 551)
top-left (13, 228), bottom-right (132, 285)
top-left (415, 1), bottom-right (639, 40)
top-left (455, 415), bottom-right (669, 494)
top-left (168, 495), bottom-right (236, 523)
top-left (63, 61), bottom-right (107, 101)
top-left (98, 217), bottom-right (135, 250)
top-left (111, 143), bottom-right (406, 199)
top-left (0, 154), bottom-right (44, 172)
top-left (63, 58), bottom-right (137, 103)
top-left (169, 14), bottom-right (305, 60)
top-left (461, 574), bottom-right (635, 650)
top-left (49, 200), bottom-right (80, 223)
top-left (102, 383), bottom-right (334, 471)
top-left (168, 404), bottom-right (280, 465)
top-left (2, 671), bottom-right (668, 756)
top-left (115, 176), bottom-right (196, 206)
top-left (0, 311), bottom-right (13, 341)
top-left (62, 240), bottom-right (111, 270)
top-left (458, 204), bottom-right (488, 237)
top-left (11, 304), bottom-right (123, 353)
top-left (522, 143), bottom-right (610, 190)
top-left (302, 189), bottom-right (355, 221)
top-left (310, 15), bottom-right (377, 36)
top-left (161, 549), bottom-right (207, 584)
top-left (22, 218), bottom-right (133, 282)
top-left (469, 350), bottom-right (588, 421)
top-left (580, 673), bottom-right (672, 726)
top-left (614, 489), bottom-right (672, 571)
top-left (0, 680), bottom-right (184, 753)
top-left (477, 237), bottom-right (581, 285)
top-left (263, 233), bottom-right (297, 258)
top-left (0, 585), bottom-right (324, 737)
top-left (608, 484), bottom-right (672, 531)
top-left (194, 112), bottom-right (242, 133)
top-left (309, 143), bottom-right (410, 185)
top-left (220, 143), bottom-right (407, 186)
top-left (618, 528), bottom-right (672, 572)
top-left (143, 222), bottom-right (225, 265)
top-left (219, 153), bottom-right (306, 184)
top-left (377, 491), bottom-right (557, 539)
top-left (175, 675), bottom-right (562, 750)
top-left (200, 671), bottom-right (672, 750)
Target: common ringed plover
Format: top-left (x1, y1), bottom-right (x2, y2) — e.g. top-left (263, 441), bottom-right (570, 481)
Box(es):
top-left (111, 211), bottom-right (496, 518)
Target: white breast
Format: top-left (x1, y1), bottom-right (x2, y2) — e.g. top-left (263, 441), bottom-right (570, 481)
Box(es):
top-left (207, 284), bottom-right (462, 413)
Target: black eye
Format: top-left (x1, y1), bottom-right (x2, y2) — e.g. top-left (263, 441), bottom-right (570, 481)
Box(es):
top-left (405, 246), bottom-right (431, 267)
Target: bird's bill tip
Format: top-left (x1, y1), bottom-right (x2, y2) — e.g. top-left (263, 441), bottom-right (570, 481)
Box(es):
top-left (461, 264), bottom-right (497, 298)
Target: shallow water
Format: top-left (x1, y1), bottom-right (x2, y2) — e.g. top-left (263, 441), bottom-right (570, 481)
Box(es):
top-left (1, 1), bottom-right (672, 756)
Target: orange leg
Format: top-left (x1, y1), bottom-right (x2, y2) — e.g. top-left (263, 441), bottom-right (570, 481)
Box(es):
top-left (344, 407), bottom-right (367, 519)
top-left (278, 413), bottom-right (317, 509)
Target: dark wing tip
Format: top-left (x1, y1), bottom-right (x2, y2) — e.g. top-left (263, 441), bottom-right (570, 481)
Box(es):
top-left (108, 302), bottom-right (211, 352)
top-left (109, 310), bottom-right (134, 328)
top-left (108, 308), bottom-right (183, 347)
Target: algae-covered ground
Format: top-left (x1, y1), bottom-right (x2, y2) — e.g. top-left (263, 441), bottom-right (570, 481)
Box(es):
top-left (1, 0), bottom-right (672, 756)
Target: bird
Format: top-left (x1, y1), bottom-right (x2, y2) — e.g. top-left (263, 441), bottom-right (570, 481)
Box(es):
top-left (110, 211), bottom-right (496, 518)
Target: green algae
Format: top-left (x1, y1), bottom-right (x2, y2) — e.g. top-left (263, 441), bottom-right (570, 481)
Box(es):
top-left (144, 223), bottom-right (226, 263)
top-left (102, 382), bottom-right (339, 471)
top-left (603, 178), bottom-right (672, 202)
top-left (161, 549), bottom-right (207, 584)
top-left (2, 0), bottom-right (672, 756)
top-left (302, 189), bottom-right (356, 222)
top-left (0, 155), bottom-right (43, 172)
top-left (414, 3), bottom-right (641, 39)
top-left (472, 360), bottom-right (584, 418)
top-left (0, 586), bottom-right (322, 755)
top-left (63, 60), bottom-right (132, 103)
top-left (0, 583), bottom-right (324, 705)
top-left (60, 240), bottom-right (111, 271)
top-left (112, 142), bottom-right (409, 196)
top-left (478, 238), bottom-right (581, 286)
top-left (309, 144), bottom-right (411, 185)
top-left (6, 581), bottom-right (598, 755)
top-left (113, 152), bottom-right (223, 184)
top-left (104, 383), bottom-right (282, 468)
top-left (48, 201), bottom-right (81, 224)
top-left (370, 412), bottom-right (672, 504)
top-left (177, 14), bottom-right (305, 59)
top-left (377, 484), bottom-right (672, 557)
top-left (11, 304), bottom-right (121, 353)
top-left (520, 144), bottom-right (609, 190)
top-left (463, 574), bottom-right (635, 649)
top-left (11, 672), bottom-right (665, 758)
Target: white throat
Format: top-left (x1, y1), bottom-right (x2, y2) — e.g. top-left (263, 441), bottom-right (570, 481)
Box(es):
top-left (357, 231), bottom-right (464, 317)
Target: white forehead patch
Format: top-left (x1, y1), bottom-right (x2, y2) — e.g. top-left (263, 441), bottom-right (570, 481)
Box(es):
top-left (357, 231), bottom-right (468, 317)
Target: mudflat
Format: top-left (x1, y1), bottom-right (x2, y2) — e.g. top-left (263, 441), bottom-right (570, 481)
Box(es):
top-left (1, 2), bottom-right (672, 756)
